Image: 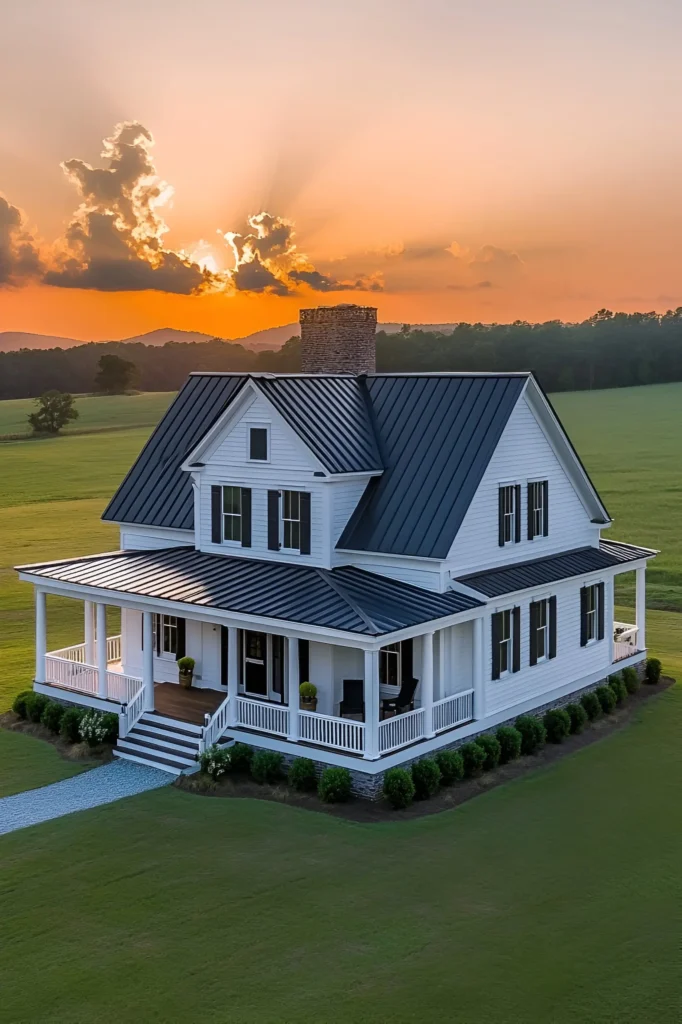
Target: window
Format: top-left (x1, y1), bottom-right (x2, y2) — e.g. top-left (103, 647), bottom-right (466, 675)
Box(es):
top-left (380, 643), bottom-right (401, 688)
top-left (498, 610), bottom-right (512, 675)
top-left (528, 480), bottom-right (548, 539)
top-left (151, 614), bottom-right (182, 656)
top-left (222, 486), bottom-right (242, 542)
top-left (282, 490), bottom-right (301, 550)
top-left (492, 607), bottom-right (520, 679)
top-left (249, 427), bottom-right (268, 461)
top-left (529, 597), bottom-right (557, 665)
top-left (581, 583), bottom-right (604, 646)
top-left (498, 484), bottom-right (520, 546)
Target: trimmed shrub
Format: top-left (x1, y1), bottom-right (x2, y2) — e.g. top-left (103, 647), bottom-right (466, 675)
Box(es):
top-left (460, 741), bottom-right (487, 777)
top-left (514, 714), bottom-right (546, 755)
top-left (645, 658), bottom-right (662, 685)
top-left (411, 757), bottom-right (441, 799)
top-left (25, 692), bottom-right (49, 724)
top-left (595, 685), bottom-right (617, 715)
top-left (622, 666), bottom-right (640, 695)
top-left (496, 725), bottom-right (522, 764)
top-left (543, 708), bottom-right (571, 744)
top-left (566, 702), bottom-right (588, 735)
top-left (580, 691), bottom-right (601, 721)
top-left (288, 757), bottom-right (317, 792)
top-left (40, 701), bottom-right (65, 734)
top-left (608, 673), bottom-right (627, 705)
top-left (229, 742), bottom-right (253, 772)
top-left (383, 767), bottom-right (416, 809)
top-left (475, 733), bottom-right (501, 770)
top-left (251, 750), bottom-right (284, 784)
top-left (435, 749), bottom-right (464, 785)
top-left (11, 690), bottom-right (34, 720)
top-left (318, 766), bottom-right (352, 803)
top-left (60, 706), bottom-right (86, 744)
top-left (199, 744), bottom-right (231, 778)
top-left (79, 710), bottom-right (114, 748)
top-left (101, 712), bottom-right (119, 743)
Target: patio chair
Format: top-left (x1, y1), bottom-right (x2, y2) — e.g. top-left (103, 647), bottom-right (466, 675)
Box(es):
top-left (381, 677), bottom-right (418, 717)
top-left (339, 678), bottom-right (365, 720)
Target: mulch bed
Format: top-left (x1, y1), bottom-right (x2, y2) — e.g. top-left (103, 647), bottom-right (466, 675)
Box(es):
top-left (0, 712), bottom-right (114, 765)
top-left (174, 677), bottom-right (674, 822)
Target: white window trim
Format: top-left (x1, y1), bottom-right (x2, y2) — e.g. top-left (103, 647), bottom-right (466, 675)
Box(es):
top-left (533, 597), bottom-right (549, 664)
top-left (247, 423), bottom-right (271, 463)
top-left (221, 485), bottom-right (243, 547)
top-left (281, 489), bottom-right (302, 552)
top-left (499, 481), bottom-right (519, 546)
top-left (496, 607), bottom-right (513, 679)
top-left (584, 582), bottom-right (601, 646)
top-left (379, 642), bottom-right (402, 690)
top-left (527, 478), bottom-right (547, 540)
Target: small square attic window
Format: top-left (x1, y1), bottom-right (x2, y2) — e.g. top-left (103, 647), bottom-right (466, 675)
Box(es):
top-left (249, 427), bottom-right (268, 461)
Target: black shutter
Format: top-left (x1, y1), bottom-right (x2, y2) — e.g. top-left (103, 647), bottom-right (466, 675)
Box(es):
top-left (527, 483), bottom-right (534, 540)
top-left (211, 485), bottom-right (222, 544)
top-left (498, 488), bottom-right (505, 547)
top-left (241, 488), bottom-right (252, 547)
top-left (491, 612), bottom-right (502, 680)
top-left (580, 587), bottom-right (588, 647)
top-left (298, 639), bottom-right (309, 686)
top-left (401, 637), bottom-right (414, 682)
top-left (542, 480), bottom-right (549, 536)
top-left (529, 601), bottom-right (539, 666)
top-left (300, 492), bottom-right (311, 555)
top-left (597, 582), bottom-right (605, 640)
top-left (514, 484), bottom-right (521, 543)
top-left (176, 617), bottom-right (186, 659)
top-left (549, 596), bottom-right (557, 659)
top-left (267, 490), bottom-right (280, 550)
top-left (512, 606), bottom-right (521, 672)
top-left (220, 626), bottom-right (228, 687)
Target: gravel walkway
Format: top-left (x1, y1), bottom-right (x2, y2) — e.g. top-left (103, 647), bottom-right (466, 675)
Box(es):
top-left (0, 759), bottom-right (172, 836)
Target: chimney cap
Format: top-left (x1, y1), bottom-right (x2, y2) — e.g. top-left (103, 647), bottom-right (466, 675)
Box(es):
top-left (299, 304), bottom-right (377, 324)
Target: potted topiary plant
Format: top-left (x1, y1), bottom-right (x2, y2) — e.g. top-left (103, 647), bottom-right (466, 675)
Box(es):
top-left (177, 656), bottom-right (195, 689)
top-left (299, 681), bottom-right (318, 712)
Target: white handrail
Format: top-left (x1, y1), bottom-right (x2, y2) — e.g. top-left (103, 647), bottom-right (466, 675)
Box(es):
top-left (45, 655), bottom-right (98, 694)
top-left (235, 697), bottom-right (289, 737)
top-left (48, 643), bottom-right (87, 664)
top-left (202, 696), bottom-right (231, 751)
top-left (299, 710), bottom-right (365, 754)
top-left (106, 634), bottom-right (122, 664)
top-left (119, 684), bottom-right (145, 739)
top-left (106, 670), bottom-right (143, 704)
top-left (432, 689), bottom-right (474, 734)
top-left (378, 707), bottom-right (426, 754)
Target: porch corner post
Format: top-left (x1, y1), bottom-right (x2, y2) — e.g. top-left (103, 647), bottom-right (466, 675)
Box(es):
top-left (96, 602), bottom-right (107, 698)
top-left (227, 626), bottom-right (239, 726)
top-left (473, 615), bottom-right (485, 720)
top-left (287, 637), bottom-right (299, 741)
top-left (142, 611), bottom-right (154, 711)
top-left (363, 649), bottom-right (380, 759)
top-left (84, 600), bottom-right (95, 665)
top-left (636, 566), bottom-right (646, 650)
top-left (35, 588), bottom-right (47, 683)
top-left (422, 630), bottom-right (435, 738)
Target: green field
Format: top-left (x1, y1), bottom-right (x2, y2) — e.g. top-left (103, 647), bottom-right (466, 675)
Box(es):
top-left (0, 391), bottom-right (174, 440)
top-left (0, 728), bottom-right (89, 798)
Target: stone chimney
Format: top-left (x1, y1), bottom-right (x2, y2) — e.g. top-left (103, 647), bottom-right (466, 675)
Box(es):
top-left (299, 304), bottom-right (377, 375)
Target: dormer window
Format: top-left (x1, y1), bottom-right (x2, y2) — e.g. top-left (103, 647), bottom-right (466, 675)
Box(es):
top-left (267, 489), bottom-right (312, 554)
top-left (249, 427), bottom-right (268, 461)
top-left (282, 490), bottom-right (302, 550)
top-left (527, 480), bottom-right (548, 539)
top-left (498, 484), bottom-right (521, 546)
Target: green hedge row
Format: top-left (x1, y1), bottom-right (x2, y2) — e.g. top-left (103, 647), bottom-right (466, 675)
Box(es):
top-left (11, 692), bottom-right (118, 746)
top-left (198, 742), bottom-right (353, 803)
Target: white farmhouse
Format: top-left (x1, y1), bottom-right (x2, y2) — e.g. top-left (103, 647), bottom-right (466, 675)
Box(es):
top-left (17, 304), bottom-right (655, 793)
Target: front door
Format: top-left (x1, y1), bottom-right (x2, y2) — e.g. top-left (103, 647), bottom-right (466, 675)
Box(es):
top-left (243, 630), bottom-right (268, 696)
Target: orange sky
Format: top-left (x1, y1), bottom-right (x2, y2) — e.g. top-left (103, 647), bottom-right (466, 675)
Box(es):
top-left (2, 0), bottom-right (682, 341)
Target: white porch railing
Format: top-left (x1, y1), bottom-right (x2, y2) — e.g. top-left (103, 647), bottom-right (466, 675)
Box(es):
top-left (44, 640), bottom-right (142, 705)
top-left (106, 670), bottom-right (143, 704)
top-left (106, 634), bottom-right (121, 664)
top-left (202, 696), bottom-right (231, 750)
top-left (299, 710), bottom-right (366, 754)
top-left (432, 689), bottom-right (474, 734)
top-left (613, 621), bottom-right (639, 662)
top-left (49, 642), bottom-right (87, 664)
top-left (45, 655), bottom-right (99, 694)
top-left (119, 684), bottom-right (145, 739)
top-left (379, 707), bottom-right (426, 754)
top-left (235, 696), bottom-right (289, 737)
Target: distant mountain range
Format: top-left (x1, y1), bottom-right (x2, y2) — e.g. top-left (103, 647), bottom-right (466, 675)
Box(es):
top-left (0, 321), bottom-right (459, 355)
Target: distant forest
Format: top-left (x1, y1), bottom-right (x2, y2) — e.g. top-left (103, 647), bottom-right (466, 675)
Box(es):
top-left (2, 309), bottom-right (682, 400)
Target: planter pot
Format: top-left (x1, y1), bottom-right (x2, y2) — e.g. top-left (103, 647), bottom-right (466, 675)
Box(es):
top-left (179, 670), bottom-right (193, 690)
top-left (300, 697), bottom-right (318, 712)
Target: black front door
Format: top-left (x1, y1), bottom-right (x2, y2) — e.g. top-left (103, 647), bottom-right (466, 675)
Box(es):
top-left (244, 630), bottom-right (267, 696)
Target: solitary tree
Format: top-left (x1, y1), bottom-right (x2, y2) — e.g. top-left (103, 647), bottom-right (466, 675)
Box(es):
top-left (94, 353), bottom-right (137, 394)
top-left (28, 391), bottom-right (79, 435)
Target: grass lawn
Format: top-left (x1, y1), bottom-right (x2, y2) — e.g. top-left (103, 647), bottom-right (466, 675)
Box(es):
top-left (0, 728), bottom-right (88, 798)
top-left (1, 683), bottom-right (680, 1022)
top-left (0, 391), bottom-right (174, 440)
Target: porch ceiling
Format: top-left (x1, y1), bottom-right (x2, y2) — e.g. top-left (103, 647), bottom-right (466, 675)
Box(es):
top-left (17, 547), bottom-right (482, 637)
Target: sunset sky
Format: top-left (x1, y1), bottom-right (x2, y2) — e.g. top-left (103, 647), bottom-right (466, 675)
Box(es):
top-left (2, 0), bottom-right (682, 341)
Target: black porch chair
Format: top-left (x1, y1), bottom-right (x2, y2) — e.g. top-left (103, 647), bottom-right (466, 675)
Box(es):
top-left (381, 677), bottom-right (418, 717)
top-left (339, 678), bottom-right (365, 720)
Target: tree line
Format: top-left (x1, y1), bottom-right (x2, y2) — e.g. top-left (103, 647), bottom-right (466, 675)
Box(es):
top-left (3, 308), bottom-right (682, 400)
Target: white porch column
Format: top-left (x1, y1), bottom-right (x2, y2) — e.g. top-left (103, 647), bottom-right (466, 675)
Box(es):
top-left (636, 566), bottom-right (646, 650)
top-left (287, 637), bottom-right (299, 741)
top-left (227, 626), bottom-right (239, 726)
top-left (473, 615), bottom-right (485, 720)
top-left (363, 649), bottom-right (380, 759)
top-left (142, 611), bottom-right (154, 711)
top-left (84, 600), bottom-right (95, 665)
top-left (96, 602), bottom-right (107, 698)
top-left (35, 588), bottom-right (47, 683)
top-left (422, 630), bottom-right (435, 738)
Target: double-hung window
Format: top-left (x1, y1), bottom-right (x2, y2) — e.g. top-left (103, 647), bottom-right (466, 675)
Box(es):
top-left (379, 642), bottom-right (401, 688)
top-left (211, 485), bottom-right (251, 547)
top-left (498, 484), bottom-right (521, 546)
top-left (492, 607), bottom-right (520, 679)
top-left (528, 480), bottom-right (548, 539)
top-left (268, 489), bottom-right (311, 554)
top-left (222, 486), bottom-right (242, 543)
top-left (282, 490), bottom-right (301, 550)
top-left (580, 583), bottom-right (605, 646)
top-left (149, 614), bottom-right (185, 658)
top-left (530, 597), bottom-right (557, 665)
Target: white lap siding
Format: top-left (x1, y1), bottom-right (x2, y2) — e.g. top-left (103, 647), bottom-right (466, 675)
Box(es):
top-left (119, 526), bottom-right (193, 551)
top-left (120, 608), bottom-right (219, 689)
top-left (483, 574), bottom-right (614, 717)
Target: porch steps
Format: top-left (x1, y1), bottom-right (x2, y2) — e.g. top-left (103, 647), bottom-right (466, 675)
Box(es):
top-left (113, 711), bottom-right (203, 776)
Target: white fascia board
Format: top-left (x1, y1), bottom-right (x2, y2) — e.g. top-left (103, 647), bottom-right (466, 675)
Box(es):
top-left (369, 605), bottom-right (486, 647)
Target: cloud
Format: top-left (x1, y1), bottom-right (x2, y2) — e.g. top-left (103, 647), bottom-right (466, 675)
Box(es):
top-left (447, 280), bottom-right (494, 291)
top-left (0, 196), bottom-right (43, 286)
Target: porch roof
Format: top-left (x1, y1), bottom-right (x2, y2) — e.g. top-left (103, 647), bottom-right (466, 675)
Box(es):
top-left (17, 546), bottom-right (482, 637)
top-left (456, 539), bottom-right (657, 598)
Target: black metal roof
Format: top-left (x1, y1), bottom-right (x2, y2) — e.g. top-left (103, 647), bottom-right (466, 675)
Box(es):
top-left (19, 547), bottom-right (482, 636)
top-left (456, 539), bottom-right (656, 598)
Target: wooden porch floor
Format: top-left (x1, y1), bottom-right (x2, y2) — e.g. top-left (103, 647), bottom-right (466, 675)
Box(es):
top-left (153, 683), bottom-right (225, 726)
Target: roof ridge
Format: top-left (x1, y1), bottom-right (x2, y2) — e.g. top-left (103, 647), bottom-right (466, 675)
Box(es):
top-left (319, 567), bottom-right (380, 634)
